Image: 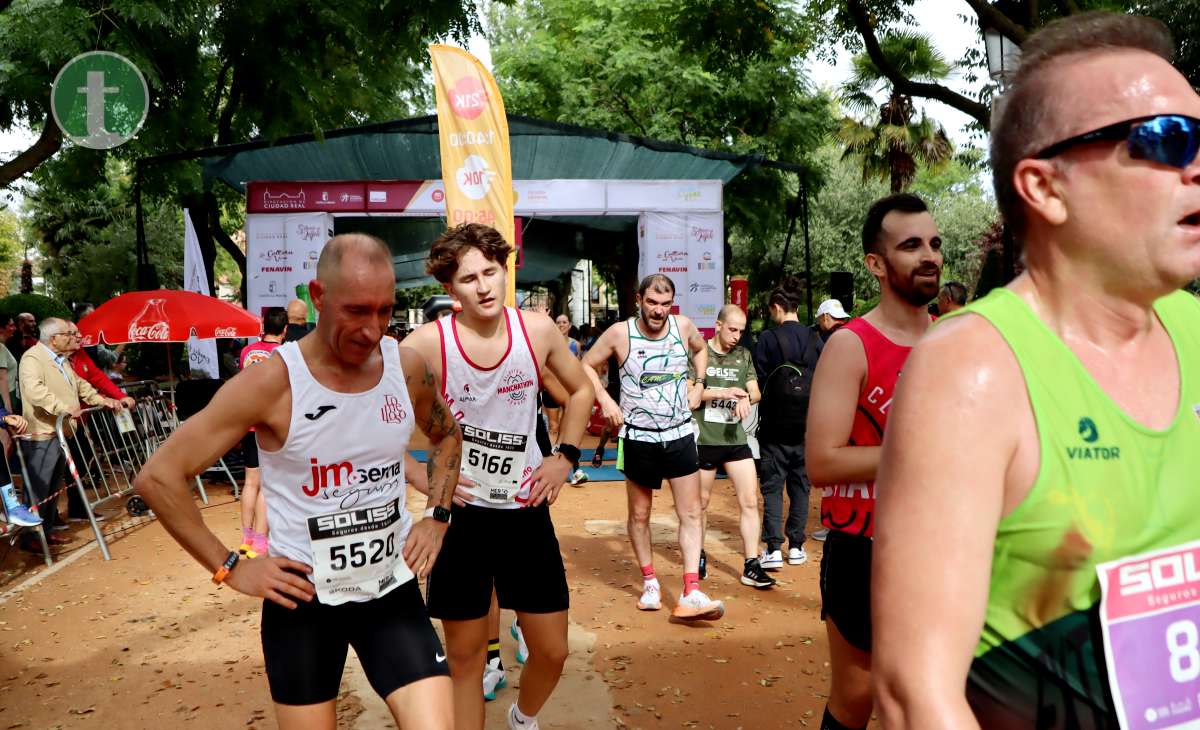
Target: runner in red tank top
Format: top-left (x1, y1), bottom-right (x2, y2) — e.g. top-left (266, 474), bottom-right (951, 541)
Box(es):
top-left (805, 193), bottom-right (941, 730)
top-left (235, 307), bottom-right (288, 558)
top-left (818, 317), bottom-right (912, 538)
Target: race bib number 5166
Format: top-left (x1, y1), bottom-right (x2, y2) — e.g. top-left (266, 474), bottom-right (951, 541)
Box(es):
top-left (1097, 541), bottom-right (1200, 729)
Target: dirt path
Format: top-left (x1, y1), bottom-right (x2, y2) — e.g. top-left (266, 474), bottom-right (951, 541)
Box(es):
top-left (0, 463), bottom-right (836, 729)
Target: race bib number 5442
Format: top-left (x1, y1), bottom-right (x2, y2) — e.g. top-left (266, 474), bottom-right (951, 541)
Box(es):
top-left (1097, 540), bottom-right (1200, 729)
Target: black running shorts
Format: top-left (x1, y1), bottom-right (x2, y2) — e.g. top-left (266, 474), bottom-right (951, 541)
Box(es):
top-left (697, 443), bottom-right (753, 471)
top-left (260, 579), bottom-right (449, 706)
top-left (819, 529), bottom-right (873, 653)
top-left (241, 432), bottom-right (259, 469)
top-left (426, 503), bottom-right (570, 621)
top-left (619, 434), bottom-right (699, 489)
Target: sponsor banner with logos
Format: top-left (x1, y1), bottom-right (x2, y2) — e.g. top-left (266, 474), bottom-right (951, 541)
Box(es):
top-left (430, 44), bottom-right (516, 306)
top-left (246, 181), bottom-right (367, 213)
top-left (246, 213), bottom-right (331, 320)
top-left (182, 209), bottom-right (219, 378)
top-left (637, 212), bottom-right (723, 335)
top-left (608, 181), bottom-right (722, 213)
top-left (686, 213), bottom-right (724, 332)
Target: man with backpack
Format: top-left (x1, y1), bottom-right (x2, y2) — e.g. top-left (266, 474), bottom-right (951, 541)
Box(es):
top-left (753, 277), bottom-right (823, 570)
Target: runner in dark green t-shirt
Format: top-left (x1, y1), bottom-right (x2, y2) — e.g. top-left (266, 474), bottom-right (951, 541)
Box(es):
top-left (694, 305), bottom-right (775, 589)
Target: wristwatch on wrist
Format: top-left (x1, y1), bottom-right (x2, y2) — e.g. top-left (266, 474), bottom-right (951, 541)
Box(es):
top-left (424, 505), bottom-right (452, 524)
top-left (554, 443), bottom-right (581, 470)
top-left (212, 550), bottom-right (240, 587)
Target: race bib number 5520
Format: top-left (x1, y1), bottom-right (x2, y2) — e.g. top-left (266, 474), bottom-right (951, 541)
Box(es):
top-left (1096, 540), bottom-right (1200, 729)
top-left (307, 498), bottom-right (412, 606)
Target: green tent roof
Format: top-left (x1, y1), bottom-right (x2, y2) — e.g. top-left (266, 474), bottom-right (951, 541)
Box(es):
top-left (196, 115), bottom-right (771, 190)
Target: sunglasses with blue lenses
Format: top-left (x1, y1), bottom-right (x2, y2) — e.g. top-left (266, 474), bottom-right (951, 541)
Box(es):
top-left (1033, 114), bottom-right (1200, 168)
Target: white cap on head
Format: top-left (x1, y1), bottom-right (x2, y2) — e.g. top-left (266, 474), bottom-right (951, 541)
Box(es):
top-left (816, 299), bottom-right (850, 320)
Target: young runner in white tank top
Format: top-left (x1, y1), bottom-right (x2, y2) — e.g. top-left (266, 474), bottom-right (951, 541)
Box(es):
top-left (436, 306), bottom-right (543, 509)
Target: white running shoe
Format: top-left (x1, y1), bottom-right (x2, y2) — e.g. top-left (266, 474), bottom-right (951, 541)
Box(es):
top-left (811, 527), bottom-right (829, 542)
top-left (507, 703), bottom-right (540, 730)
top-left (569, 469), bottom-right (589, 486)
top-left (637, 580), bottom-right (662, 610)
top-left (759, 549), bottom-right (784, 570)
top-left (483, 660), bottom-right (507, 701)
top-left (669, 589), bottom-right (725, 623)
top-left (510, 618), bottom-right (529, 664)
top-left (788, 547), bottom-right (808, 565)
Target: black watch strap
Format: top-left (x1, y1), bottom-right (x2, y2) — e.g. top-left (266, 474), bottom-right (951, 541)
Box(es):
top-left (555, 443), bottom-right (582, 469)
top-left (431, 505), bottom-right (451, 523)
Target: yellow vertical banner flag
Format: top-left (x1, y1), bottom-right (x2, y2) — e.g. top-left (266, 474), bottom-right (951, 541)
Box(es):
top-left (429, 44), bottom-right (516, 306)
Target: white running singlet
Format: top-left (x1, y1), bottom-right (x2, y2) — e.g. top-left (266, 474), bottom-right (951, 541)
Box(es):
top-left (619, 315), bottom-right (693, 443)
top-left (258, 338), bottom-right (415, 606)
top-left (437, 306), bottom-right (543, 510)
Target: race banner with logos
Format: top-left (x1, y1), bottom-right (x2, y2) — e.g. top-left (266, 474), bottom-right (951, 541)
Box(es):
top-left (429, 44), bottom-right (516, 306)
top-left (182, 209), bottom-right (219, 379)
top-left (638, 212), bottom-right (723, 335)
top-left (246, 212), bottom-right (331, 320)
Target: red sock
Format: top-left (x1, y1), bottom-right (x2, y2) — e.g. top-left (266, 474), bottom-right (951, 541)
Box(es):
top-left (683, 573), bottom-right (700, 596)
top-left (641, 564), bottom-right (656, 581)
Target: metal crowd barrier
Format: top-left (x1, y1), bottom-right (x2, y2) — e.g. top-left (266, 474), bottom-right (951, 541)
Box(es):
top-left (54, 390), bottom-right (238, 561)
top-left (0, 429), bottom-right (53, 566)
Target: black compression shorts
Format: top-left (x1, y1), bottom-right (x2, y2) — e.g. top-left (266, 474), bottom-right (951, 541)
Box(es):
top-left (260, 579), bottom-right (448, 705)
top-left (241, 432), bottom-right (259, 469)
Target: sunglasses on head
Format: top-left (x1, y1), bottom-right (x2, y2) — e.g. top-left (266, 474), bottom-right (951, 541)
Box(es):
top-left (1033, 114), bottom-right (1200, 168)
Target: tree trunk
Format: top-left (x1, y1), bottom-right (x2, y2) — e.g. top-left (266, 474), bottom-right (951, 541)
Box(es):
top-left (0, 116), bottom-right (62, 189)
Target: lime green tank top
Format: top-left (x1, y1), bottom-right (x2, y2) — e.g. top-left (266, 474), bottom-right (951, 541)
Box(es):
top-left (960, 288), bottom-right (1200, 728)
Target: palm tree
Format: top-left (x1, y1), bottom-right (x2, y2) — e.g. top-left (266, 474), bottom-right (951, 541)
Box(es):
top-left (838, 32), bottom-right (954, 193)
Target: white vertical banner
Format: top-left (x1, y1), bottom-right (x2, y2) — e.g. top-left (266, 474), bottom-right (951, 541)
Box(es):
top-left (637, 212), bottom-right (689, 316)
top-left (182, 209), bottom-right (220, 379)
top-left (246, 214), bottom-right (289, 318)
top-left (684, 213), bottom-right (724, 334)
top-left (283, 213), bottom-right (332, 322)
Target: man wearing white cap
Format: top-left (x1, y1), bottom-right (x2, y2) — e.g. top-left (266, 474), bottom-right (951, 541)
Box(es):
top-left (815, 299), bottom-right (851, 342)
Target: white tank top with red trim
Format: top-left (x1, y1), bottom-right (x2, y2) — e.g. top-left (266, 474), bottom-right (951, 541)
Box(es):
top-left (437, 306), bottom-right (543, 510)
top-left (257, 337), bottom-right (415, 605)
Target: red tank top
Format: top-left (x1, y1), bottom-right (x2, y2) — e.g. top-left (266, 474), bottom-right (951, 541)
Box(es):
top-left (819, 317), bottom-right (914, 538)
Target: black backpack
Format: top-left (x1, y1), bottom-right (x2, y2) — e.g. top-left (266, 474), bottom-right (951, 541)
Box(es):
top-left (759, 327), bottom-right (819, 438)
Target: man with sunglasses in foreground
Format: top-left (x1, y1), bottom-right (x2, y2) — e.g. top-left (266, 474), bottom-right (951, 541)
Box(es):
top-left (870, 11), bottom-right (1200, 729)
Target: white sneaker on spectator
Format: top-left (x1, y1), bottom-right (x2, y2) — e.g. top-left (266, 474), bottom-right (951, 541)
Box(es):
top-left (811, 527), bottom-right (829, 541)
top-left (788, 546), bottom-right (808, 565)
top-left (759, 549), bottom-right (784, 571)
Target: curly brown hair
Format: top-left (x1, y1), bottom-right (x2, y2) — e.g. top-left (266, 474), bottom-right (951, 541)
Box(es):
top-left (426, 223), bottom-right (513, 283)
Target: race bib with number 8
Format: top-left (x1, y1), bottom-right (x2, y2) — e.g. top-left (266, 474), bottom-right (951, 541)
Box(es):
top-left (307, 498), bottom-right (412, 606)
top-left (461, 423), bottom-right (528, 503)
top-left (1096, 540), bottom-right (1200, 729)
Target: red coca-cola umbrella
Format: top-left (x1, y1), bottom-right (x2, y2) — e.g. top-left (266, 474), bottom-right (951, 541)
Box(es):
top-left (78, 290), bottom-right (261, 346)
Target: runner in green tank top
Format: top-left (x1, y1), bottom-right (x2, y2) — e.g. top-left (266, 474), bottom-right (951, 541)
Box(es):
top-left (870, 12), bottom-right (1200, 730)
top-left (693, 305), bottom-right (775, 590)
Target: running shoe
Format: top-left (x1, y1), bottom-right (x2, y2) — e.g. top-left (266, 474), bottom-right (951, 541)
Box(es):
top-left (507, 703), bottom-right (540, 730)
top-left (510, 618), bottom-right (529, 664)
top-left (698, 549), bottom-right (707, 580)
top-left (569, 469), bottom-right (589, 487)
top-left (811, 527), bottom-right (829, 542)
top-left (637, 580), bottom-right (662, 611)
top-left (788, 547), bottom-right (808, 565)
top-left (741, 558), bottom-right (776, 589)
top-left (483, 660), bottom-right (507, 701)
top-left (0, 504), bottom-right (41, 527)
top-left (669, 589), bottom-right (725, 623)
top-left (759, 549), bottom-right (784, 571)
